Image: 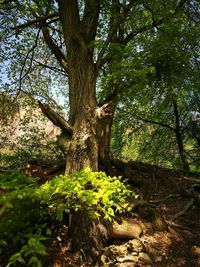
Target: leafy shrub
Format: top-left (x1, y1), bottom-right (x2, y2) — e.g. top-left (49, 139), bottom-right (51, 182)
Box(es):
top-left (0, 169), bottom-right (135, 266)
top-left (6, 235), bottom-right (48, 267)
top-left (35, 168), bottom-right (134, 221)
top-left (0, 172), bottom-right (50, 266)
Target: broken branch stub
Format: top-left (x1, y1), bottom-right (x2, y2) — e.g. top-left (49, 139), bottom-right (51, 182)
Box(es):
top-left (38, 101), bottom-right (73, 136)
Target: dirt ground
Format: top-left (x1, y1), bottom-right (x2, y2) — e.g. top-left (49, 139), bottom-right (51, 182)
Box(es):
top-left (49, 165), bottom-right (200, 267)
top-left (137, 169), bottom-right (200, 267)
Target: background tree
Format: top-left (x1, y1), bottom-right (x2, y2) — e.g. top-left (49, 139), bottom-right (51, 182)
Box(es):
top-left (112, 3), bottom-right (200, 171)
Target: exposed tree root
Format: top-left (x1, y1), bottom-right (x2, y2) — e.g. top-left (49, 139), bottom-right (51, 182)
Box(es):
top-left (129, 199), bottom-right (157, 209)
top-left (150, 194), bottom-right (181, 204)
top-left (168, 221), bottom-right (190, 230)
top-left (171, 198), bottom-right (194, 221)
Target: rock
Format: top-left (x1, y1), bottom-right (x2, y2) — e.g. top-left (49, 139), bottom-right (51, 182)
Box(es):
top-left (111, 244), bottom-right (127, 256)
top-left (117, 255), bottom-right (138, 263)
top-left (102, 245), bottom-right (117, 260)
top-left (154, 255), bottom-right (163, 262)
top-left (101, 237), bottom-right (149, 267)
top-left (138, 252), bottom-right (152, 264)
top-left (101, 244), bottom-right (127, 265)
top-left (100, 254), bottom-right (108, 265)
top-left (128, 239), bottom-right (143, 253)
top-left (112, 221), bottom-right (143, 239)
top-left (115, 263), bottom-right (138, 267)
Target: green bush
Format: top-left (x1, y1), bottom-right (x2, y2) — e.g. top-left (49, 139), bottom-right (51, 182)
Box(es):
top-left (35, 168), bottom-right (134, 221)
top-left (0, 169), bottom-right (135, 266)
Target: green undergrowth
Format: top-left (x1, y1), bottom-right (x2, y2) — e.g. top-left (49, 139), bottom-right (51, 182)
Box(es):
top-left (0, 168), bottom-right (136, 266)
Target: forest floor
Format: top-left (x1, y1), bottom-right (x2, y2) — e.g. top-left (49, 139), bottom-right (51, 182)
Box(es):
top-left (48, 162), bottom-right (200, 267)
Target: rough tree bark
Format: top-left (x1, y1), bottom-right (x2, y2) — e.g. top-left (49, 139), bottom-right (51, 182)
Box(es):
top-left (42, 0), bottom-right (113, 261)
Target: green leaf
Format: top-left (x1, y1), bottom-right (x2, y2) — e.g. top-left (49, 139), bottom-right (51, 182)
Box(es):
top-left (6, 252), bottom-right (25, 266)
top-left (28, 256), bottom-right (43, 267)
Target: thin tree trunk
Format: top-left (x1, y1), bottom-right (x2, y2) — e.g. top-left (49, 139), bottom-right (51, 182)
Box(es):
top-left (173, 99), bottom-right (189, 171)
top-left (98, 114), bottom-right (114, 173)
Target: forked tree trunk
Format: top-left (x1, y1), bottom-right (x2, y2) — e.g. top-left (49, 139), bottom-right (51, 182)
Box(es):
top-left (37, 1), bottom-right (116, 261)
top-left (55, 1), bottom-right (113, 260)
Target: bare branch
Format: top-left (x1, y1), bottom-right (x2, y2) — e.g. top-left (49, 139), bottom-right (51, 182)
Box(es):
top-left (17, 28), bottom-right (41, 98)
top-left (33, 58), bottom-right (67, 76)
top-left (11, 12), bottom-right (59, 31)
top-left (41, 25), bottom-right (68, 73)
top-left (38, 101), bottom-right (73, 135)
top-left (136, 116), bottom-right (175, 132)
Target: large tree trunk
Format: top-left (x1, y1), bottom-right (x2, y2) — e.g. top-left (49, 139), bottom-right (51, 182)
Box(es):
top-left (54, 1), bottom-right (113, 261)
top-left (58, 95), bottom-right (112, 261)
top-left (61, 82), bottom-right (109, 261)
top-left (56, 104), bottom-right (112, 261)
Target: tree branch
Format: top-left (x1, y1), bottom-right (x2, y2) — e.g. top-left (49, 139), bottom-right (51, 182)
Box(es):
top-left (58, 0), bottom-right (81, 48)
top-left (136, 116), bottom-right (175, 132)
top-left (41, 25), bottom-right (68, 73)
top-left (11, 12), bottom-right (59, 31)
top-left (38, 101), bottom-right (73, 136)
top-left (99, 82), bottom-right (122, 107)
top-left (81, 0), bottom-right (100, 46)
top-left (96, 0), bottom-right (141, 69)
top-left (96, 0), bottom-right (123, 69)
top-left (33, 58), bottom-right (67, 76)
top-left (97, 0), bottom-right (188, 68)
top-left (16, 28), bottom-right (41, 98)
top-left (124, 0), bottom-right (187, 44)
